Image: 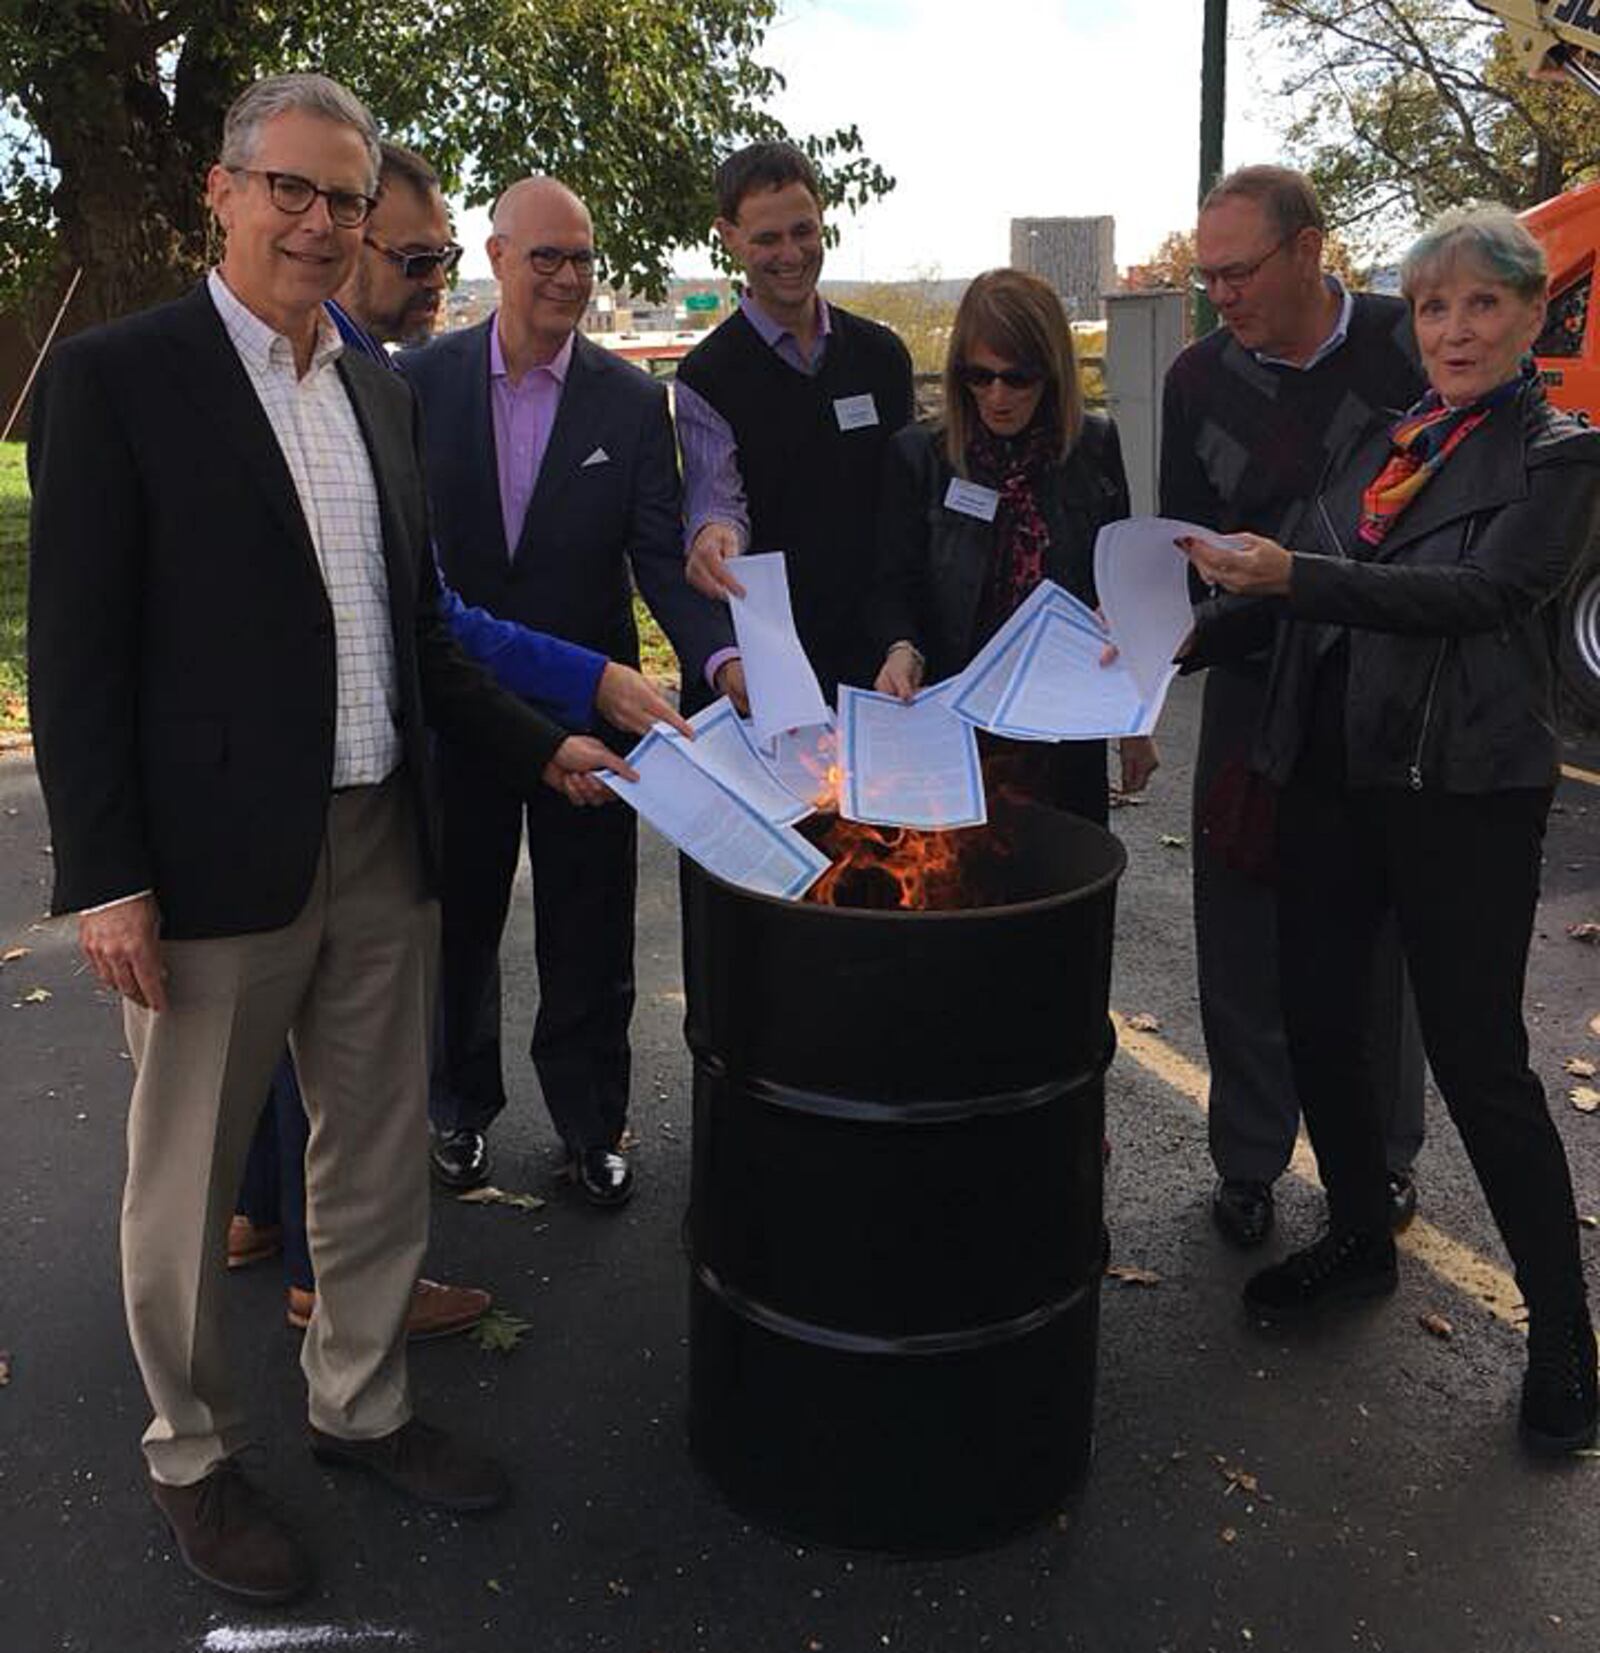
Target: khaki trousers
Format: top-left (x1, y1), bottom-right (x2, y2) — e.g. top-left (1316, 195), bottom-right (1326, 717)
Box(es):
top-left (121, 777), bottom-right (439, 1486)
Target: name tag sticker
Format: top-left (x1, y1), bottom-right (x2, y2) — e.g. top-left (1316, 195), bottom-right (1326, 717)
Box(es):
top-left (944, 478), bottom-right (1001, 522)
top-left (833, 393), bottom-right (880, 432)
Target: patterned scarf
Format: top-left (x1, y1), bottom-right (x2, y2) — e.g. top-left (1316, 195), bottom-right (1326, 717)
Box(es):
top-left (967, 420), bottom-right (1058, 631)
top-left (1358, 366), bottom-right (1527, 546)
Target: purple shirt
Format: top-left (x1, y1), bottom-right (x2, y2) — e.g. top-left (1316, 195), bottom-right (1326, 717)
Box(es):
top-left (489, 318), bottom-right (574, 557)
top-left (675, 294), bottom-right (833, 553)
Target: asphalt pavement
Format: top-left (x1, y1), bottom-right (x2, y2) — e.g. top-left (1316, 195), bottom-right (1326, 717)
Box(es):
top-left (2, 672), bottom-right (1599, 1653)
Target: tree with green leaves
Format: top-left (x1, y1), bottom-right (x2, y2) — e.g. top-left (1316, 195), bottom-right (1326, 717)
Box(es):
top-left (1259, 0), bottom-right (1600, 254)
top-left (0, 0), bottom-right (892, 329)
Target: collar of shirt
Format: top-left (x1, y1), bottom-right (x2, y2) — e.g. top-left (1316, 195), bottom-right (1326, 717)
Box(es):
top-left (739, 290), bottom-right (831, 373)
top-left (1253, 276), bottom-right (1354, 372)
top-left (324, 298), bottom-right (391, 369)
top-left (489, 313), bottom-right (575, 387)
top-left (208, 268), bottom-right (344, 377)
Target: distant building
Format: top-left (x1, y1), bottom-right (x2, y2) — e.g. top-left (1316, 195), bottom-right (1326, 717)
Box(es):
top-left (1010, 216), bottom-right (1116, 321)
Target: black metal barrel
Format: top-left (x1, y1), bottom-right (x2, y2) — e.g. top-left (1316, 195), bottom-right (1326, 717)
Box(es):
top-left (682, 801), bottom-right (1125, 1553)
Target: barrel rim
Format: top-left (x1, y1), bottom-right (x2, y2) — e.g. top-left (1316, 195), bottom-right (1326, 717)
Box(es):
top-left (687, 805), bottom-right (1128, 921)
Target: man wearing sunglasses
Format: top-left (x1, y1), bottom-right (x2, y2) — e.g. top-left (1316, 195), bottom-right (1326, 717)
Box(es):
top-left (228, 142), bottom-right (693, 1340)
top-left (1160, 165), bottom-right (1427, 1253)
top-left (26, 74), bottom-right (636, 1603)
top-left (399, 175), bottom-right (735, 1210)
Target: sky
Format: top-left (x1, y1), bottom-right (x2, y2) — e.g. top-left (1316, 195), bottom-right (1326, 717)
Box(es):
top-left (457, 0), bottom-right (1286, 286)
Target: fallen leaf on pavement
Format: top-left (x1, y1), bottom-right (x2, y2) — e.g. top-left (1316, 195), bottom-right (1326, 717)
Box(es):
top-left (1591, 1011), bottom-right (1600, 1038)
top-left (1580, 1216), bottom-right (1599, 1230)
top-left (470, 1309), bottom-right (532, 1354)
top-left (16, 987), bottom-right (50, 1005)
top-left (1568, 1058), bottom-right (1599, 1079)
top-left (457, 1184), bottom-right (547, 1212)
top-left (0, 1350), bottom-right (10, 1386)
top-left (0, 947), bottom-right (28, 965)
top-left (1569, 922), bottom-right (1600, 945)
top-left (1107, 1263), bottom-right (1162, 1287)
top-left (1418, 1311), bottom-right (1454, 1340)
top-left (1126, 1012), bottom-right (1162, 1033)
top-left (1571, 1087), bottom-right (1600, 1114)
top-left (1221, 1465), bottom-right (1259, 1496)
top-left (1159, 833), bottom-right (1188, 849)
top-left (1220, 1526), bottom-right (1238, 1545)
top-left (486, 1578), bottom-right (503, 1595)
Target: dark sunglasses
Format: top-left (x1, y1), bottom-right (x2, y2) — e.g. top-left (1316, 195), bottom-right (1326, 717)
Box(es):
top-left (229, 168), bottom-right (377, 228)
top-left (364, 234), bottom-right (464, 280)
top-left (958, 364), bottom-right (1044, 391)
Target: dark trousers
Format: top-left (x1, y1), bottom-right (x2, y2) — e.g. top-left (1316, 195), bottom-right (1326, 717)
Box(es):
top-left (1193, 665), bottom-right (1425, 1182)
top-left (1276, 774), bottom-right (1585, 1312)
top-left (429, 748), bottom-right (638, 1152)
top-left (236, 1056), bottom-right (314, 1292)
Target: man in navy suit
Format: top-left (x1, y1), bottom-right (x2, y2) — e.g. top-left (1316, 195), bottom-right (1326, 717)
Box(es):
top-left (403, 177), bottom-right (737, 1206)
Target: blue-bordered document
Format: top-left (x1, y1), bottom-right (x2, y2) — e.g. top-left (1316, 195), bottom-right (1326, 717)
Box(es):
top-left (682, 698), bottom-right (815, 827)
top-left (728, 552), bottom-right (831, 746)
top-left (602, 727), bottom-right (830, 900)
top-left (837, 685), bottom-right (986, 829)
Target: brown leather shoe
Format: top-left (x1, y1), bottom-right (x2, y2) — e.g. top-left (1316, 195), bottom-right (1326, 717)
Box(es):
top-left (310, 1418), bottom-right (509, 1512)
top-left (226, 1215), bottom-right (282, 1270)
top-left (149, 1460), bottom-right (312, 1604)
top-left (285, 1278), bottom-right (492, 1340)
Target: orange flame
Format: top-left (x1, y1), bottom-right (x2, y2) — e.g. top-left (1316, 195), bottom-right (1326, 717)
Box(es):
top-left (806, 819), bottom-right (994, 911)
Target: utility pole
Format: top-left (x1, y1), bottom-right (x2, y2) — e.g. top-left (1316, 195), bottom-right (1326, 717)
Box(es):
top-left (1195, 0), bottom-right (1227, 337)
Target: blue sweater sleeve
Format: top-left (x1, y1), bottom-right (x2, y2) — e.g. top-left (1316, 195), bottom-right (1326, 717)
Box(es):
top-left (437, 580), bottom-right (607, 732)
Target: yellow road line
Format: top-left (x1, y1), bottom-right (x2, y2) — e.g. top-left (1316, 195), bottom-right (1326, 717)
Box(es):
top-left (1110, 1010), bottom-right (1526, 1331)
top-left (1562, 763), bottom-right (1600, 789)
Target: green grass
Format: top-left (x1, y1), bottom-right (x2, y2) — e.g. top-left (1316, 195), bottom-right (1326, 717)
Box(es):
top-left (631, 592), bottom-right (678, 687)
top-left (0, 443), bottom-right (27, 732)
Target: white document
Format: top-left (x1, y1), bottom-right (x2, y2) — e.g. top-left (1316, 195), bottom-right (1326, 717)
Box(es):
top-left (676, 698), bottom-right (814, 827)
top-left (602, 728), bottom-right (831, 901)
top-left (728, 552), bottom-right (832, 745)
top-left (759, 719), bottom-right (839, 812)
top-left (1094, 516), bottom-right (1214, 706)
top-left (991, 609), bottom-right (1148, 738)
top-left (947, 579), bottom-right (1098, 738)
top-left (837, 686), bottom-right (986, 830)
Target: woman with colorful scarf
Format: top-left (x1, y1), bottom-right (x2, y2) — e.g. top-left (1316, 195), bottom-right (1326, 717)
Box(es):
top-left (1183, 208), bottom-right (1600, 1455)
top-left (871, 267), bottom-right (1156, 824)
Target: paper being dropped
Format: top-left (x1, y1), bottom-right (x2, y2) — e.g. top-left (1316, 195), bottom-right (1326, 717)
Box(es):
top-left (602, 727), bottom-right (830, 900)
top-left (728, 552), bottom-right (831, 745)
top-left (836, 685), bottom-right (986, 830)
top-left (678, 698), bottom-right (815, 827)
top-left (1094, 516), bottom-right (1219, 705)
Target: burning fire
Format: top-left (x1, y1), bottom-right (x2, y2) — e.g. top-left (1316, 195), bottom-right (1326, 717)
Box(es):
top-left (807, 819), bottom-right (997, 911)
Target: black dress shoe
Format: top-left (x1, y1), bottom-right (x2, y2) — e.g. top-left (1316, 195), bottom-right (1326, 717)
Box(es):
top-left (576, 1146), bottom-right (634, 1208)
top-left (430, 1127), bottom-right (490, 1190)
top-left (1212, 1179), bottom-right (1274, 1248)
top-left (1521, 1304), bottom-right (1599, 1456)
top-left (1243, 1227), bottom-right (1398, 1318)
top-left (311, 1419), bottom-right (509, 1512)
top-left (1387, 1169), bottom-right (1419, 1233)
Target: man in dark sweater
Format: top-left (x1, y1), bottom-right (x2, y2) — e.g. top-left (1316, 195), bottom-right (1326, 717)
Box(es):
top-left (1160, 165), bottom-right (1428, 1250)
top-left (676, 142), bottom-right (916, 698)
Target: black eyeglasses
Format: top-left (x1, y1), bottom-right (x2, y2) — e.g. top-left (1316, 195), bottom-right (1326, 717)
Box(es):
top-left (958, 364), bottom-right (1044, 390)
top-left (522, 245), bottom-right (597, 277)
top-left (364, 234), bottom-right (464, 280)
top-left (1191, 235), bottom-right (1293, 295)
top-left (229, 168), bottom-right (377, 228)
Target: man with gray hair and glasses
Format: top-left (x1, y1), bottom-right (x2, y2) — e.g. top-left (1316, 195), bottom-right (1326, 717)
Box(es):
top-left (1160, 164), bottom-right (1428, 1254)
top-left (27, 72), bottom-right (629, 1604)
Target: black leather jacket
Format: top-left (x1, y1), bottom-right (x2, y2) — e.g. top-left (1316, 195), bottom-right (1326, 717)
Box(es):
top-left (871, 414), bottom-right (1129, 681)
top-left (1193, 381), bottom-right (1600, 793)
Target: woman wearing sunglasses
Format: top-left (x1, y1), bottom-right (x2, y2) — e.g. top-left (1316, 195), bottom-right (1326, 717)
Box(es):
top-left (871, 268), bottom-right (1156, 823)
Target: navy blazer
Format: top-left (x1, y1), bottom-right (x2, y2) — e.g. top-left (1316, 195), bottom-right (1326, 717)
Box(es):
top-left (398, 320), bottom-right (732, 695)
top-left (26, 284), bottom-right (565, 938)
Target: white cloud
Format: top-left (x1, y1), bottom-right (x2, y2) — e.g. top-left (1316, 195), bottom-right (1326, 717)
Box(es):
top-left (457, 0), bottom-right (1289, 283)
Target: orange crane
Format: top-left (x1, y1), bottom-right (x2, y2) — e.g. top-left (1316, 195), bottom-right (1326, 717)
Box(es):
top-left (1473, 0), bottom-right (1600, 713)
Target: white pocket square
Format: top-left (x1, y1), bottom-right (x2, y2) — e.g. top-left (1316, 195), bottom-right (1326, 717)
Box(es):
top-left (581, 447), bottom-right (611, 468)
